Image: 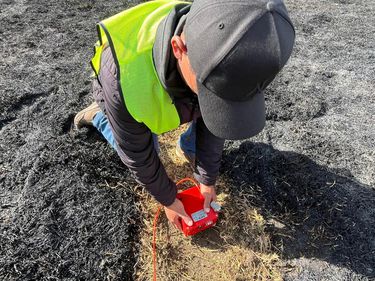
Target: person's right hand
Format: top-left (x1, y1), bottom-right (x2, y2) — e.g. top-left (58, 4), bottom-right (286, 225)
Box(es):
top-left (164, 198), bottom-right (193, 231)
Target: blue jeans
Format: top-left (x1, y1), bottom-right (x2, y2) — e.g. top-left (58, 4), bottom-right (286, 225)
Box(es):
top-left (178, 120), bottom-right (196, 158)
top-left (93, 111), bottom-right (196, 155)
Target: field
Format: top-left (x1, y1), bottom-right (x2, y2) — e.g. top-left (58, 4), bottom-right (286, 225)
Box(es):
top-left (0, 0), bottom-right (374, 280)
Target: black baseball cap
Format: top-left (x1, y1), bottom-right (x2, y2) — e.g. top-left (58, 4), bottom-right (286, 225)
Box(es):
top-left (184, 0), bottom-right (295, 139)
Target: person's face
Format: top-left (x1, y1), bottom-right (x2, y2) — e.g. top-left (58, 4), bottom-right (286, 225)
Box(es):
top-left (171, 32), bottom-right (198, 94)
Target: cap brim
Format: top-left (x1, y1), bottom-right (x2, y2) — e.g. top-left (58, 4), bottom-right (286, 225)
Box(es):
top-left (197, 82), bottom-right (266, 140)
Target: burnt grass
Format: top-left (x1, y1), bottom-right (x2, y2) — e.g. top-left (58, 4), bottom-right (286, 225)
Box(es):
top-left (0, 0), bottom-right (374, 280)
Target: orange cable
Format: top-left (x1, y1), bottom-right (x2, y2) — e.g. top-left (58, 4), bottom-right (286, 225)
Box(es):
top-left (176, 177), bottom-right (199, 187)
top-left (152, 177), bottom-right (198, 281)
top-left (152, 205), bottom-right (162, 281)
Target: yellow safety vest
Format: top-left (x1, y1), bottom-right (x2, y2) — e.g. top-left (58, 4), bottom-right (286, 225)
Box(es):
top-left (91, 0), bottom-right (188, 134)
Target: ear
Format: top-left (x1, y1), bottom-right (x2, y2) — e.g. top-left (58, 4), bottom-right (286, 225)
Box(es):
top-left (171, 35), bottom-right (187, 60)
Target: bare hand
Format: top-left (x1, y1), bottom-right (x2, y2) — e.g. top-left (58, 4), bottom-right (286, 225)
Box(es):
top-left (200, 183), bottom-right (217, 213)
top-left (164, 198), bottom-right (193, 231)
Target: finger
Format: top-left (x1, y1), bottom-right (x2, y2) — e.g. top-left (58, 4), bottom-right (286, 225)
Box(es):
top-left (213, 192), bottom-right (217, 202)
top-left (176, 199), bottom-right (193, 226)
top-left (176, 203), bottom-right (193, 226)
top-left (182, 215), bottom-right (193, 226)
top-left (179, 213), bottom-right (193, 226)
top-left (203, 194), bottom-right (211, 213)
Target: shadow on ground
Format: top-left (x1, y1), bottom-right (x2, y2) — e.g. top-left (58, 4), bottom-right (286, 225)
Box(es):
top-left (218, 141), bottom-right (374, 278)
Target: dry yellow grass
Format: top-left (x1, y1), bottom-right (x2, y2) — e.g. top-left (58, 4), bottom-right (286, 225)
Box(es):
top-left (134, 125), bottom-right (282, 281)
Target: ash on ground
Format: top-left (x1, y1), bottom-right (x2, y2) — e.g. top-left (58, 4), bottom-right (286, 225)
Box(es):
top-left (0, 0), bottom-right (374, 280)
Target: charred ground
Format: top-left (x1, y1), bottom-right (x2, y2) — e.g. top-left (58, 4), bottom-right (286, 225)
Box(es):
top-left (0, 0), bottom-right (374, 280)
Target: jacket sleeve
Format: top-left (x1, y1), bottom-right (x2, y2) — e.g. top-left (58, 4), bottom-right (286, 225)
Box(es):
top-left (193, 117), bottom-right (225, 186)
top-left (96, 47), bottom-right (177, 206)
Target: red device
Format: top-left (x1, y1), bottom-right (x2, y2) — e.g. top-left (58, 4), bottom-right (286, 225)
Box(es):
top-left (176, 185), bottom-right (219, 236)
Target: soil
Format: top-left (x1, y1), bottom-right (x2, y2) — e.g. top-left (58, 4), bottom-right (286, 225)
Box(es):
top-left (0, 0), bottom-right (374, 280)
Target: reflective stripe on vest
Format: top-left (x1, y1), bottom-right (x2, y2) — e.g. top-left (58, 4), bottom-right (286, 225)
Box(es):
top-left (91, 0), bottom-right (188, 134)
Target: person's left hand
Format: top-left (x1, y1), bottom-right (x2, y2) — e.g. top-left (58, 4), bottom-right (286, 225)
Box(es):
top-left (200, 183), bottom-right (217, 213)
